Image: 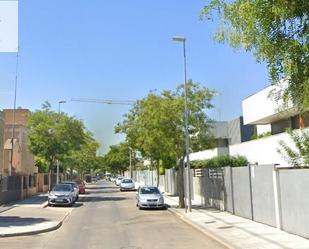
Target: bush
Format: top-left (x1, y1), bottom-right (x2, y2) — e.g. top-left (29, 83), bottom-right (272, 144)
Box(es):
top-left (190, 155), bottom-right (248, 169)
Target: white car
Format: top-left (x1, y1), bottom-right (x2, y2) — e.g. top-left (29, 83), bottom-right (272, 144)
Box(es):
top-left (120, 178), bottom-right (135, 191)
top-left (115, 176), bottom-right (124, 186)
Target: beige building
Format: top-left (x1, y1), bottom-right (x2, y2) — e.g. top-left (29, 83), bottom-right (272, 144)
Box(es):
top-left (3, 108), bottom-right (36, 176)
top-left (0, 111), bottom-right (4, 175)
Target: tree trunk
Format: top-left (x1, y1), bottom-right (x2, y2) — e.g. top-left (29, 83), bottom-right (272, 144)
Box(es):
top-left (177, 158), bottom-right (185, 208)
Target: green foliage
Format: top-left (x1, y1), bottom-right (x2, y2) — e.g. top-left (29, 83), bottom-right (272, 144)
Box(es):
top-left (278, 129), bottom-right (309, 167)
top-left (115, 81), bottom-right (216, 172)
top-left (251, 131), bottom-right (272, 140)
top-left (102, 142), bottom-right (133, 174)
top-left (28, 102), bottom-right (100, 174)
top-left (202, 1), bottom-right (309, 110)
top-left (191, 155), bottom-right (248, 168)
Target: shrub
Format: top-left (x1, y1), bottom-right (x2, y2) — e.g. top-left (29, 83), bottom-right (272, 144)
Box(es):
top-left (190, 155), bottom-right (248, 169)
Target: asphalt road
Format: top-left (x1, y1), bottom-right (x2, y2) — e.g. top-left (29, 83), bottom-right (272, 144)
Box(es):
top-left (0, 180), bottom-right (226, 249)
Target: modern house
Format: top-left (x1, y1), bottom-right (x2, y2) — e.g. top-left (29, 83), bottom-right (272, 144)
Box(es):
top-left (191, 84), bottom-right (301, 166)
top-left (190, 117), bottom-right (254, 161)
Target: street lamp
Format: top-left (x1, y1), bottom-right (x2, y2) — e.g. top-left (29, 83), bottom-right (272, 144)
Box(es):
top-left (56, 100), bottom-right (66, 184)
top-left (172, 35), bottom-right (192, 212)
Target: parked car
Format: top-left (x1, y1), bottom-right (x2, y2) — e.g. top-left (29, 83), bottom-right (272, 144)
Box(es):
top-left (136, 186), bottom-right (165, 210)
top-left (48, 184), bottom-right (75, 207)
top-left (75, 180), bottom-right (86, 194)
top-left (120, 178), bottom-right (135, 191)
top-left (115, 176), bottom-right (124, 186)
top-left (110, 176), bottom-right (117, 182)
top-left (62, 181), bottom-right (79, 202)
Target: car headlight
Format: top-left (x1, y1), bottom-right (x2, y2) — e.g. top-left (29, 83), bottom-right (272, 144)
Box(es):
top-left (159, 197), bottom-right (164, 203)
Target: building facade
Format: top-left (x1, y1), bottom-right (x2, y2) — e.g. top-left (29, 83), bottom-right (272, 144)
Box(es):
top-left (2, 108), bottom-right (36, 176)
top-left (191, 84), bottom-right (303, 167)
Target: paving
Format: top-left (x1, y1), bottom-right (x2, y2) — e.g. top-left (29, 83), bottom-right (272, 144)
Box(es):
top-left (164, 194), bottom-right (309, 249)
top-left (0, 194), bottom-right (72, 237)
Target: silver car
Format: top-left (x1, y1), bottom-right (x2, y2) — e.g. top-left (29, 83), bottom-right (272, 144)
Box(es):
top-left (48, 184), bottom-right (75, 206)
top-left (136, 186), bottom-right (165, 209)
top-left (62, 181), bottom-right (79, 202)
top-left (120, 178), bottom-right (135, 191)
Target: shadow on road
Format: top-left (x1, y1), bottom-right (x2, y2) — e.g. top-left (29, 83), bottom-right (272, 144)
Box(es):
top-left (86, 185), bottom-right (119, 190)
top-left (79, 196), bottom-right (127, 202)
top-left (87, 189), bottom-right (120, 194)
top-left (0, 216), bottom-right (50, 227)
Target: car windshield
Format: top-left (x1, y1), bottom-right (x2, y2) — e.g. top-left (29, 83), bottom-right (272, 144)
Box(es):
top-left (63, 182), bottom-right (76, 188)
top-left (140, 187), bottom-right (160, 195)
top-left (53, 184), bottom-right (72, 192)
top-left (117, 177), bottom-right (123, 180)
top-left (122, 179), bottom-right (133, 183)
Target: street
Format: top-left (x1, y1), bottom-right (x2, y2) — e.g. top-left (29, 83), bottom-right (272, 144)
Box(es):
top-left (0, 180), bottom-right (225, 249)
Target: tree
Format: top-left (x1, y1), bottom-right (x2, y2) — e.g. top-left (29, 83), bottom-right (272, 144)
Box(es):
top-left (116, 81), bottom-right (215, 207)
top-left (202, 1), bottom-right (309, 110)
top-left (278, 129), bottom-right (309, 167)
top-left (62, 132), bottom-right (100, 179)
top-left (103, 143), bottom-right (131, 174)
top-left (27, 102), bottom-right (86, 174)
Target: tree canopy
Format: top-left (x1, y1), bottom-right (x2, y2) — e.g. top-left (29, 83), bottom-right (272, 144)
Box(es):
top-left (202, 0), bottom-right (309, 110)
top-left (115, 81), bottom-right (216, 171)
top-left (27, 102), bottom-right (101, 176)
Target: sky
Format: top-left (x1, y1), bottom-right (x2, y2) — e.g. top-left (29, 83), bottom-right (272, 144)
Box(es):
top-left (0, 0), bottom-right (269, 154)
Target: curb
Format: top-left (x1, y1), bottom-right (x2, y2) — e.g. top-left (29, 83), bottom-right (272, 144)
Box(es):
top-left (41, 201), bottom-right (49, 208)
top-left (0, 208), bottom-right (73, 238)
top-left (167, 206), bottom-right (236, 249)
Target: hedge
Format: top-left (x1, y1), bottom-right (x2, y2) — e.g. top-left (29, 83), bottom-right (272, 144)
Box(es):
top-left (190, 155), bottom-right (248, 169)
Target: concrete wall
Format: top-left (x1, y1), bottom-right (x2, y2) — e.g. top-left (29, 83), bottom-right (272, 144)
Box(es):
top-left (250, 165), bottom-right (276, 226)
top-left (130, 166), bottom-right (309, 240)
top-left (165, 169), bottom-right (177, 195)
top-left (232, 166), bottom-right (252, 219)
top-left (279, 169), bottom-right (309, 239)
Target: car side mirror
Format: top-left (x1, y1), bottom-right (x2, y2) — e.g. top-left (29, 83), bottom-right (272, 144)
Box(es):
top-left (161, 192), bottom-right (165, 194)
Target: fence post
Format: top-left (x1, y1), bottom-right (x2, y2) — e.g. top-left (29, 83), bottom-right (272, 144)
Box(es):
top-left (248, 165), bottom-right (254, 221)
top-left (273, 168), bottom-right (282, 229)
top-left (229, 166), bottom-right (235, 214)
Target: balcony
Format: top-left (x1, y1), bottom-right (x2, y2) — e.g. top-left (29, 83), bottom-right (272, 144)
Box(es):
top-left (242, 84), bottom-right (297, 125)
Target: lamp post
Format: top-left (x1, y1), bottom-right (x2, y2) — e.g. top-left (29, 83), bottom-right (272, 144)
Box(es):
top-left (57, 100), bottom-right (66, 184)
top-left (172, 36), bottom-right (192, 212)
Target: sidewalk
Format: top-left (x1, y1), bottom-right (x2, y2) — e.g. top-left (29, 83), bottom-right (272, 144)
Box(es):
top-left (0, 194), bottom-right (73, 237)
top-left (164, 195), bottom-right (309, 249)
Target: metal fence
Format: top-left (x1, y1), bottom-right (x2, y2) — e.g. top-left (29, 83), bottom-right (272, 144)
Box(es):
top-left (0, 175), bottom-right (22, 205)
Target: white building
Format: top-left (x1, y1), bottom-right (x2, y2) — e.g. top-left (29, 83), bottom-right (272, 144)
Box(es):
top-left (191, 84), bottom-right (304, 166)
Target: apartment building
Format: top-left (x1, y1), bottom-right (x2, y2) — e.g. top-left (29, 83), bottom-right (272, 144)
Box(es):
top-left (2, 108), bottom-right (36, 176)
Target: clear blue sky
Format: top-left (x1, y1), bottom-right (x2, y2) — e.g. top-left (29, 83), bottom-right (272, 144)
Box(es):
top-left (0, 0), bottom-right (269, 154)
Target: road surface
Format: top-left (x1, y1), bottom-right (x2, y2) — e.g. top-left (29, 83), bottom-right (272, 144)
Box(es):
top-left (0, 180), bottom-right (226, 249)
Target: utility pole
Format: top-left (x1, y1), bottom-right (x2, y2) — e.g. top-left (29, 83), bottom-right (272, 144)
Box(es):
top-left (173, 36), bottom-right (192, 212)
top-left (57, 100), bottom-right (66, 184)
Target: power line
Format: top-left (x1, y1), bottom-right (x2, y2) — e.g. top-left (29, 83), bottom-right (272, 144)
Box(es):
top-left (71, 98), bottom-right (135, 106)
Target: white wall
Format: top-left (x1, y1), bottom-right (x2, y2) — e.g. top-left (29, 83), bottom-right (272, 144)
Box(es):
top-left (257, 124), bottom-right (271, 135)
top-left (190, 148), bottom-right (219, 161)
top-left (242, 83), bottom-right (295, 125)
top-left (229, 131), bottom-right (296, 166)
top-left (189, 147), bottom-right (229, 161)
